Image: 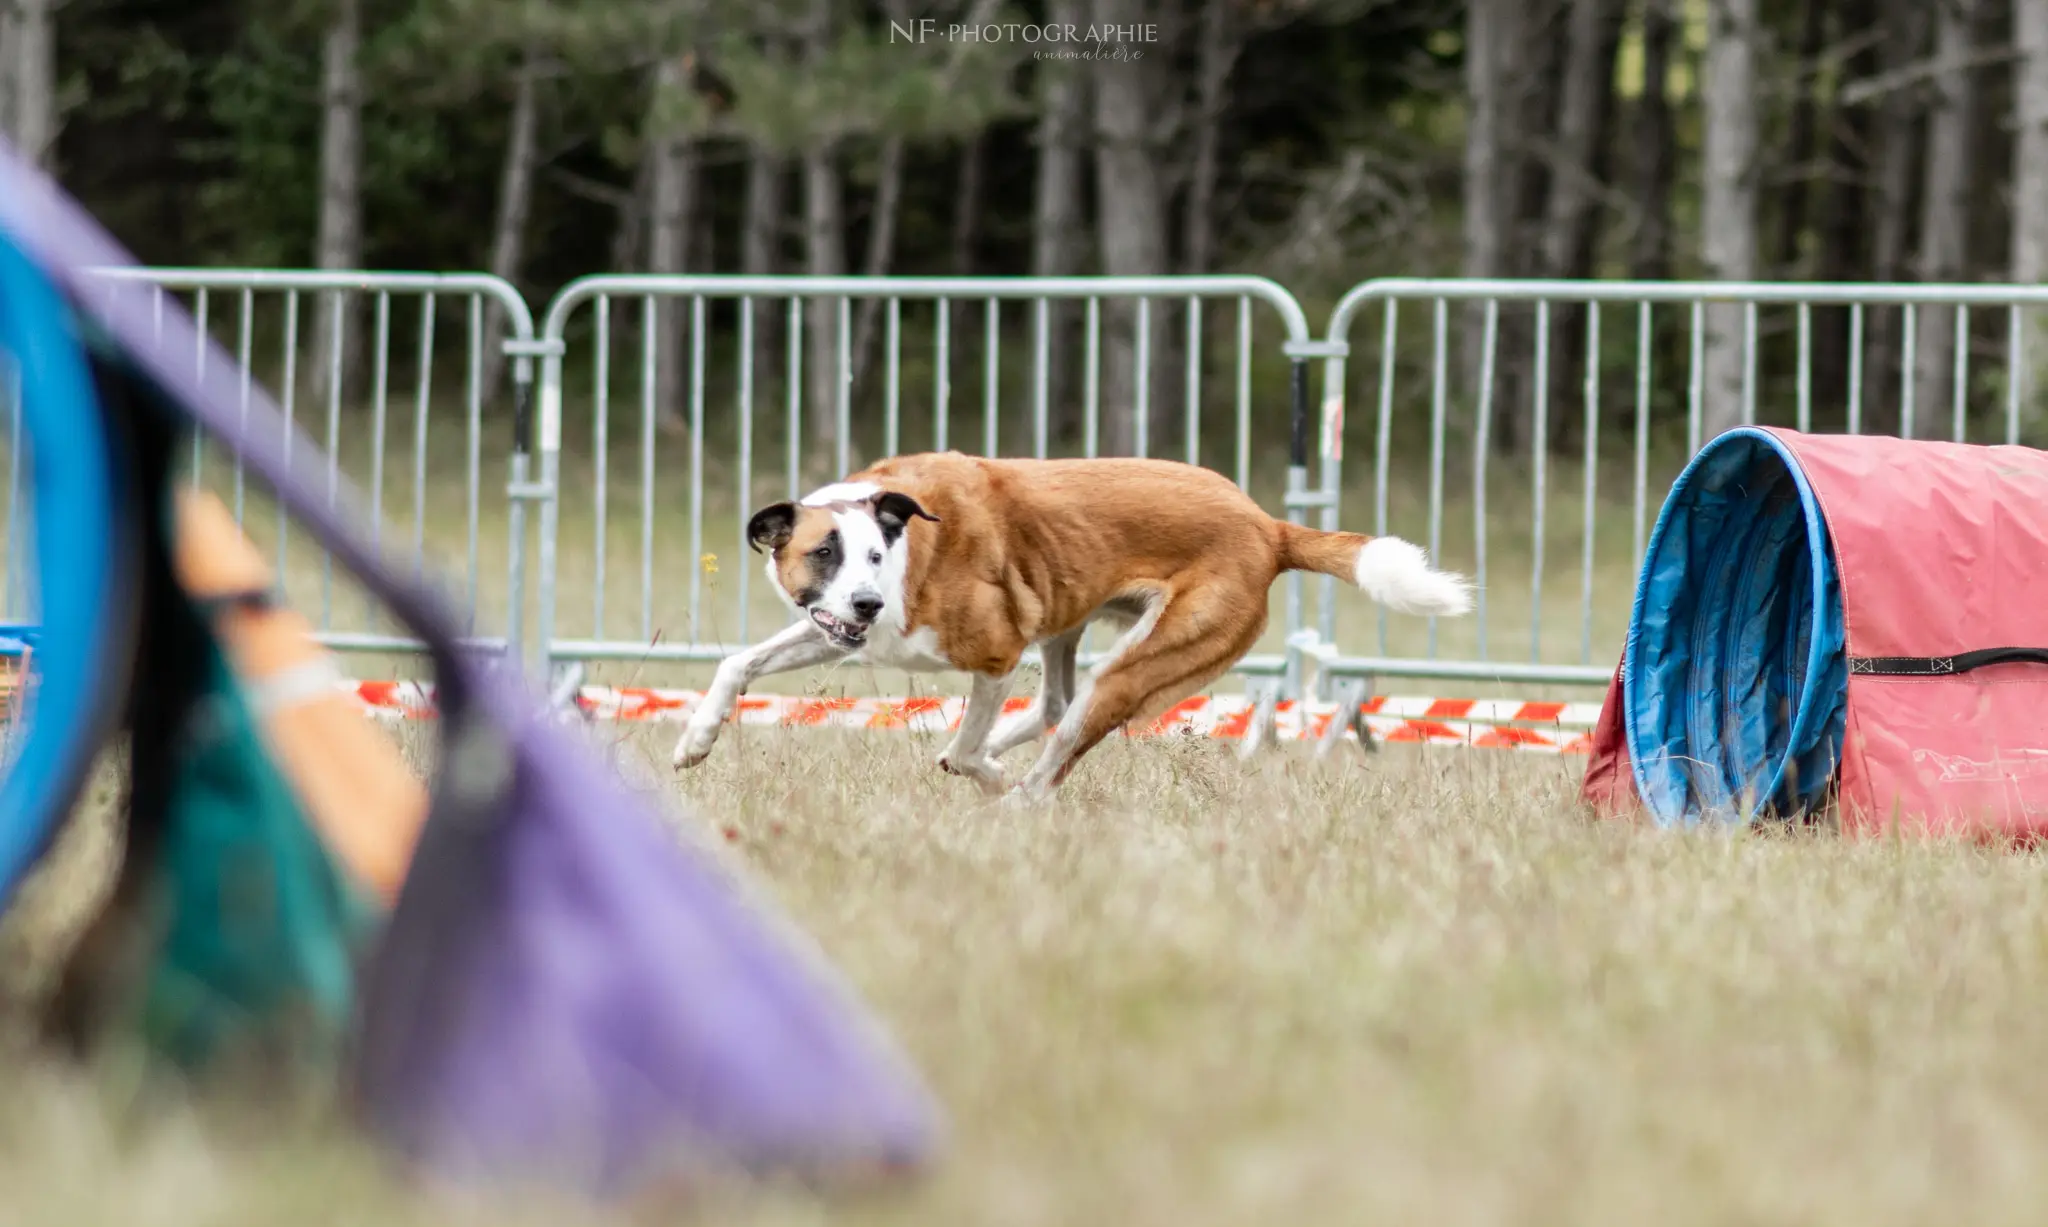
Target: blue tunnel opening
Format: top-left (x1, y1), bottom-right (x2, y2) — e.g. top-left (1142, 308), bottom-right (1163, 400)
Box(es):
top-left (1622, 428), bottom-right (1849, 826)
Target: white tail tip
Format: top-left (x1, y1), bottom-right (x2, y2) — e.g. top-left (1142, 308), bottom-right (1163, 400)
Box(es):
top-left (1354, 536), bottom-right (1473, 617)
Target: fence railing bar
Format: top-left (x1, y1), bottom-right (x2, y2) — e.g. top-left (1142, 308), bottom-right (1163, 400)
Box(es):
top-left (234, 288), bottom-right (254, 525)
top-left (1632, 301), bottom-right (1651, 572)
top-left (1847, 304), bottom-right (1865, 435)
top-left (738, 300), bottom-right (756, 645)
top-left (934, 298), bottom-right (950, 455)
top-left (1373, 299), bottom-right (1398, 656)
top-left (1084, 298), bottom-right (1100, 460)
top-left (640, 295), bottom-right (657, 644)
top-left (412, 292), bottom-right (436, 586)
top-left (192, 289), bottom-right (209, 488)
top-left (1795, 302), bottom-right (1812, 434)
top-left (1235, 297), bottom-right (1252, 492)
top-left (1474, 299), bottom-right (1499, 660)
top-left (1580, 302), bottom-right (1600, 666)
top-left (2008, 306), bottom-right (2023, 448)
top-left (1135, 298), bottom-right (1151, 459)
top-left (1426, 297), bottom-right (1448, 658)
top-left (1952, 303), bottom-right (1970, 444)
top-left (464, 295), bottom-right (482, 628)
top-left (689, 295), bottom-right (706, 642)
top-left (1902, 303), bottom-right (1918, 440)
top-left (593, 294), bottom-right (611, 639)
top-left (983, 297), bottom-right (999, 460)
top-left (1531, 300), bottom-right (1550, 664)
top-left (1185, 297), bottom-right (1202, 468)
top-left (279, 290), bottom-right (299, 590)
top-left (886, 298), bottom-right (902, 457)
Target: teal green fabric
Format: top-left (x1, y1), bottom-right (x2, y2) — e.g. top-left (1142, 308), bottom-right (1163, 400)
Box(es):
top-left (137, 593), bottom-right (378, 1071)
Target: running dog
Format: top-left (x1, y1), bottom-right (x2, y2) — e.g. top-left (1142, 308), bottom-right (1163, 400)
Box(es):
top-left (672, 452), bottom-right (1472, 802)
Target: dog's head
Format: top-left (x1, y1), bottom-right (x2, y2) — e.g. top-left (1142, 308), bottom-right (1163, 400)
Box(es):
top-left (746, 482), bottom-right (939, 649)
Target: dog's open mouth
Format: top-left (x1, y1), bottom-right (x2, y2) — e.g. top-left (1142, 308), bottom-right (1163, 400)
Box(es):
top-left (809, 607), bottom-right (869, 648)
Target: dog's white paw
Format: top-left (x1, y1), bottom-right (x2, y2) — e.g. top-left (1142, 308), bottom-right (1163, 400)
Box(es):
top-left (937, 752), bottom-right (1007, 796)
top-left (672, 720), bottom-right (720, 770)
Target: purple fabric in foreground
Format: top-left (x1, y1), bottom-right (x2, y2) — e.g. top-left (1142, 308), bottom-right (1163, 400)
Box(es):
top-left (0, 140), bottom-right (941, 1193)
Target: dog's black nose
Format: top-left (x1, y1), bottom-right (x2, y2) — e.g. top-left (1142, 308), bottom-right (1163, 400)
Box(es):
top-left (851, 594), bottom-right (884, 622)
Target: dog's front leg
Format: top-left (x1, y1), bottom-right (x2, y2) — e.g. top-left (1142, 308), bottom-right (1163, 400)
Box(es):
top-left (936, 671), bottom-right (1014, 795)
top-left (987, 630), bottom-right (1081, 761)
top-left (674, 621), bottom-right (847, 768)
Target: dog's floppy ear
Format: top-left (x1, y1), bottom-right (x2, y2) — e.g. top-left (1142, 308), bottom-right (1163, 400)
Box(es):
top-left (870, 491), bottom-right (938, 544)
top-left (746, 502), bottom-right (797, 553)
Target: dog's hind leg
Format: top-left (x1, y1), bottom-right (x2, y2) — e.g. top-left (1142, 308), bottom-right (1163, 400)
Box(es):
top-left (937, 671), bottom-right (1015, 795)
top-left (1010, 587), bottom-right (1265, 803)
top-left (986, 629), bottom-right (1082, 761)
top-left (673, 621), bottom-right (848, 768)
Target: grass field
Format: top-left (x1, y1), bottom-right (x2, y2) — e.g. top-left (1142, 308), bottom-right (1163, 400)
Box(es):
top-left (7, 724), bottom-right (2048, 1226)
top-left (9, 342), bottom-right (2048, 1223)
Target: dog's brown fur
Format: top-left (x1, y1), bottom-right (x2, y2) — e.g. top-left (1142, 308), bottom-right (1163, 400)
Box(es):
top-left (822, 453), bottom-right (1368, 778)
top-left (679, 451), bottom-right (1468, 799)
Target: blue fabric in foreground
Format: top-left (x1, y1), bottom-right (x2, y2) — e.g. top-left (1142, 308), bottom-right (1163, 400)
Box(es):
top-left (1622, 428), bottom-right (1849, 827)
top-left (0, 235), bottom-right (125, 902)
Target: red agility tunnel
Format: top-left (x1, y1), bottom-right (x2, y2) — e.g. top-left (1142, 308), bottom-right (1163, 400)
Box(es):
top-left (1582, 427), bottom-right (2048, 840)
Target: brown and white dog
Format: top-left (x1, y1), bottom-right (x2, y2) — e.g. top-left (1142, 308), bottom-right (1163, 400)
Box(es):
top-left (672, 452), bottom-right (1471, 802)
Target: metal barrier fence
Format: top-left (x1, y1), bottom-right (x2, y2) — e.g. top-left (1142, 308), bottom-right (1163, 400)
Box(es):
top-left (528, 274), bottom-right (1331, 692)
top-left (1, 269), bottom-right (539, 661)
top-left (10, 269), bottom-right (2048, 705)
top-left (1304, 279), bottom-right (2048, 693)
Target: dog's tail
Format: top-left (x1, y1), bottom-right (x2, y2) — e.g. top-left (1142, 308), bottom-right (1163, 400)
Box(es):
top-left (1273, 522), bottom-right (1473, 617)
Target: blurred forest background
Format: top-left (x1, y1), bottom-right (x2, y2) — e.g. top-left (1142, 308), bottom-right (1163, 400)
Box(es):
top-left (2, 0), bottom-right (2047, 451)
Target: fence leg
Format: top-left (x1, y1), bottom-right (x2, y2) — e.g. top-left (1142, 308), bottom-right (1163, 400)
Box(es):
top-left (1236, 676), bottom-right (1281, 761)
top-left (548, 660), bottom-right (586, 716)
top-left (1315, 676), bottom-right (1375, 761)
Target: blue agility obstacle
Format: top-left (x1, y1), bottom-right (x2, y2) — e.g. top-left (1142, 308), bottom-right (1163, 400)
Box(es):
top-left (0, 138), bottom-right (939, 1195)
top-left (1584, 426), bottom-right (2048, 841)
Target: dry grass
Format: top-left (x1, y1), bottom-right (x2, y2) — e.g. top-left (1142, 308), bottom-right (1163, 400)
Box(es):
top-left (7, 724), bottom-right (2048, 1226)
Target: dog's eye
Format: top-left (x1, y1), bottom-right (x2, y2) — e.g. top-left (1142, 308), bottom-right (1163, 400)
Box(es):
top-left (810, 544), bottom-right (834, 560)
top-left (868, 550), bottom-right (883, 565)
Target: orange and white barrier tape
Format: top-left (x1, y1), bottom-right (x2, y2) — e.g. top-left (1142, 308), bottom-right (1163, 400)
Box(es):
top-left (345, 680), bottom-right (1599, 755)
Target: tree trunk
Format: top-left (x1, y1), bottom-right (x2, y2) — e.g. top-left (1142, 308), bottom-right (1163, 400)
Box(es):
top-left (1462, 0), bottom-right (1514, 409)
top-left (647, 55), bottom-right (699, 432)
top-left (1866, 0), bottom-right (1926, 434)
top-left (313, 0), bottom-right (364, 410)
top-left (951, 133), bottom-right (983, 277)
top-left (1182, 0), bottom-right (1238, 276)
top-left (1035, 0), bottom-right (1089, 445)
top-left (11, 0), bottom-right (55, 169)
top-left (742, 143), bottom-right (785, 372)
top-left (1501, 0), bottom-right (1567, 454)
top-left (1541, 0), bottom-right (1624, 448)
top-left (611, 156), bottom-right (653, 274)
top-left (1772, 0), bottom-right (1828, 275)
top-left (1816, 0), bottom-right (1876, 418)
top-left (2014, 0), bottom-right (2048, 426)
top-left (1628, 0), bottom-right (1676, 283)
top-left (848, 0), bottom-right (917, 412)
top-left (848, 134), bottom-right (906, 406)
top-left (1698, 0), bottom-right (1760, 444)
top-left (802, 138), bottom-right (845, 463)
top-left (1506, 5), bottom-right (1567, 279)
top-left (481, 45), bottom-right (542, 411)
top-left (797, 0), bottom-right (847, 469)
top-left (1912, 0), bottom-right (1984, 439)
top-left (1540, 0), bottom-right (1623, 281)
top-left (0, 3), bottom-right (19, 146)
top-left (1091, 0), bottom-right (1173, 459)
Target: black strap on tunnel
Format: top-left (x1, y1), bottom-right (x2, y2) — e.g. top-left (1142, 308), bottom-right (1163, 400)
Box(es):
top-left (1848, 647), bottom-right (2048, 676)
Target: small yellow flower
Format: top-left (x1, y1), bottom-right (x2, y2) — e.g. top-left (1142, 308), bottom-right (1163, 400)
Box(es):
top-left (700, 553), bottom-right (719, 575)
